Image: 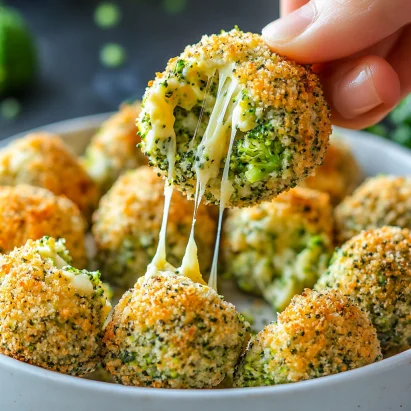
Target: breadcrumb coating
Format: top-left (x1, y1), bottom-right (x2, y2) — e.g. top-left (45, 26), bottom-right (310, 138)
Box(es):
top-left (301, 137), bottom-right (363, 205)
top-left (316, 226), bottom-right (411, 355)
top-left (335, 176), bottom-right (411, 244)
top-left (0, 185), bottom-right (87, 267)
top-left (92, 166), bottom-right (216, 290)
top-left (0, 237), bottom-right (111, 376)
top-left (83, 102), bottom-right (147, 194)
top-left (0, 132), bottom-right (99, 220)
top-left (103, 270), bottom-right (250, 388)
top-left (234, 289), bottom-right (381, 387)
top-left (223, 187), bottom-right (334, 311)
top-left (138, 28), bottom-right (331, 207)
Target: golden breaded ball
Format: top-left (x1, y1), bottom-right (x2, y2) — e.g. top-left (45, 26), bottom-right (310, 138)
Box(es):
top-left (223, 187), bottom-right (334, 311)
top-left (0, 132), bottom-right (99, 220)
top-left (0, 185), bottom-right (87, 267)
top-left (316, 226), bottom-right (411, 355)
top-left (138, 28), bottom-right (331, 207)
top-left (83, 102), bottom-right (147, 194)
top-left (335, 176), bottom-right (411, 244)
top-left (301, 137), bottom-right (363, 205)
top-left (234, 289), bottom-right (381, 387)
top-left (0, 237), bottom-right (111, 376)
top-left (92, 166), bottom-right (216, 290)
top-left (103, 270), bottom-right (250, 388)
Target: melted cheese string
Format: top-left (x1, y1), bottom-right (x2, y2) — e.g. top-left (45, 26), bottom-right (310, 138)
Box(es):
top-left (180, 66), bottom-right (239, 290)
top-left (146, 116), bottom-right (177, 278)
top-left (179, 78), bottom-right (214, 285)
top-left (147, 65), bottom-right (240, 289)
top-left (208, 111), bottom-right (238, 290)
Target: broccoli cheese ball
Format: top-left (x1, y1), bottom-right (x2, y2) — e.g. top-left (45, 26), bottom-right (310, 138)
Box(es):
top-left (335, 176), bottom-right (411, 244)
top-left (0, 237), bottom-right (111, 375)
top-left (234, 289), bottom-right (381, 387)
top-left (301, 137), bottom-right (363, 205)
top-left (316, 226), bottom-right (411, 355)
top-left (0, 185), bottom-right (87, 267)
top-left (223, 187), bottom-right (334, 311)
top-left (138, 28), bottom-right (331, 207)
top-left (0, 132), bottom-right (99, 220)
top-left (103, 270), bottom-right (250, 388)
top-left (83, 102), bottom-right (146, 194)
top-left (92, 166), bottom-right (216, 290)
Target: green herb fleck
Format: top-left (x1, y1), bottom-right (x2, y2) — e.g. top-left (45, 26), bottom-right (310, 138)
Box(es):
top-left (100, 43), bottom-right (126, 68)
top-left (162, 0), bottom-right (188, 14)
top-left (0, 98), bottom-right (21, 119)
top-left (94, 2), bottom-right (121, 29)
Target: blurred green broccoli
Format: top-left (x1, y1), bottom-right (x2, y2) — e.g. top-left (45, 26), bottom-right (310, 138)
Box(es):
top-left (365, 94), bottom-right (411, 149)
top-left (0, 5), bottom-right (37, 96)
top-left (94, 2), bottom-right (121, 29)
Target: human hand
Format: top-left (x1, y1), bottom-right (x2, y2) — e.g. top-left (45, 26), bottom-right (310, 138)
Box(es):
top-left (263, 0), bottom-right (411, 129)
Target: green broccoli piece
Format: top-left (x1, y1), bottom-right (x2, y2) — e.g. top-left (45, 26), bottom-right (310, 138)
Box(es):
top-left (162, 0), bottom-right (188, 14)
top-left (63, 265), bottom-right (102, 287)
top-left (236, 124), bottom-right (284, 183)
top-left (174, 59), bottom-right (186, 78)
top-left (365, 123), bottom-right (389, 138)
top-left (389, 94), bottom-right (411, 126)
top-left (392, 125), bottom-right (411, 149)
top-left (94, 2), bottom-right (121, 29)
top-left (0, 6), bottom-right (37, 96)
top-left (100, 43), bottom-right (126, 68)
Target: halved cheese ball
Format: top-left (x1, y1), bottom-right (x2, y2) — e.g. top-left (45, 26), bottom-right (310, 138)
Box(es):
top-left (138, 28), bottom-right (331, 207)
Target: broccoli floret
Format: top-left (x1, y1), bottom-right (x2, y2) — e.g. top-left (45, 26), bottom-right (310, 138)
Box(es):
top-left (389, 94), bottom-right (411, 126)
top-left (63, 265), bottom-right (102, 287)
top-left (392, 125), bottom-right (411, 148)
top-left (36, 236), bottom-right (72, 268)
top-left (365, 123), bottom-right (389, 138)
top-left (174, 59), bottom-right (186, 79)
top-left (236, 123), bottom-right (284, 183)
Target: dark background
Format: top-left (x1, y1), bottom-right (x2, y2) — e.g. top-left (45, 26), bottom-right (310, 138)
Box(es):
top-left (0, 0), bottom-right (279, 139)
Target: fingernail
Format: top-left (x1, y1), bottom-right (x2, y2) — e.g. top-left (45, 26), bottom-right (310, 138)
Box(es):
top-left (262, 2), bottom-right (315, 45)
top-left (335, 65), bottom-right (383, 119)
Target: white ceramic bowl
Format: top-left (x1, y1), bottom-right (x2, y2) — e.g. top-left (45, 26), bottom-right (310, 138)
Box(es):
top-left (0, 115), bottom-right (410, 411)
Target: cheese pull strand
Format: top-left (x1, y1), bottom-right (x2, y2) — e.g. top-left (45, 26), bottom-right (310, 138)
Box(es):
top-left (208, 103), bottom-right (239, 290)
top-left (180, 67), bottom-right (240, 291)
top-left (146, 118), bottom-right (177, 278)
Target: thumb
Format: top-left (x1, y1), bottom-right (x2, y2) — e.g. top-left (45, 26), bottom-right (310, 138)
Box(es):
top-left (263, 0), bottom-right (411, 63)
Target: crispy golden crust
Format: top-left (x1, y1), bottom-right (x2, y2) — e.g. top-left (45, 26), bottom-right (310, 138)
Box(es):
top-left (335, 176), bottom-right (411, 244)
top-left (316, 226), bottom-right (411, 354)
top-left (139, 28), bottom-right (331, 207)
top-left (267, 187), bottom-right (334, 232)
top-left (83, 102), bottom-right (147, 194)
top-left (173, 30), bottom-right (328, 114)
top-left (92, 166), bottom-right (217, 289)
top-left (0, 185), bottom-right (87, 267)
top-left (234, 289), bottom-right (381, 387)
top-left (0, 238), bottom-right (111, 376)
top-left (301, 138), bottom-right (363, 205)
top-left (103, 271), bottom-right (250, 388)
top-left (223, 187), bottom-right (334, 310)
top-left (0, 132), bottom-right (99, 220)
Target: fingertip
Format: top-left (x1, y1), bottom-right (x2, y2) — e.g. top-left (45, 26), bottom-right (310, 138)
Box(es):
top-left (321, 56), bottom-right (400, 129)
top-left (280, 0), bottom-right (310, 17)
top-left (368, 56), bottom-right (401, 110)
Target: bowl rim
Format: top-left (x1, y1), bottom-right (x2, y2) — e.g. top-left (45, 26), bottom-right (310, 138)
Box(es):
top-left (1, 349), bottom-right (410, 398)
top-left (1, 115), bottom-right (411, 399)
